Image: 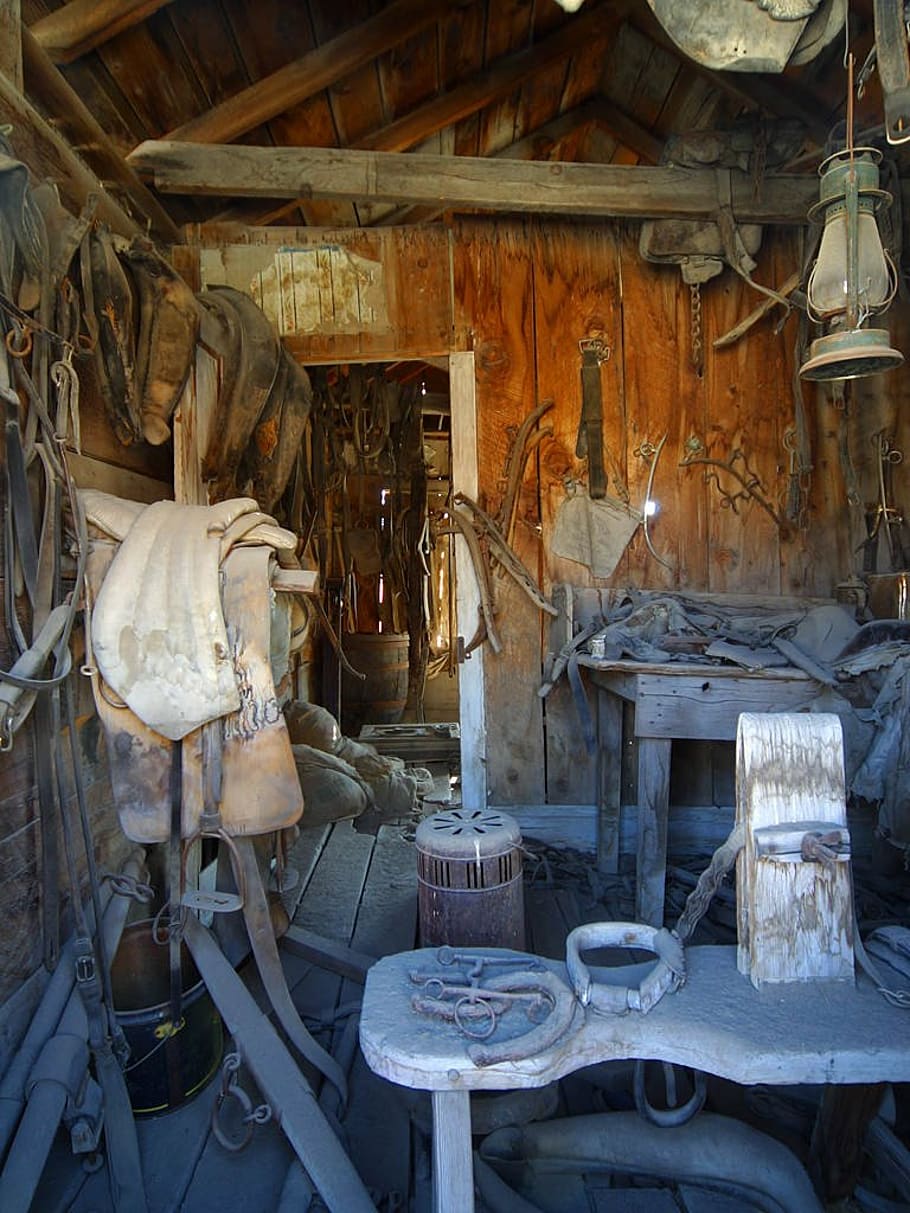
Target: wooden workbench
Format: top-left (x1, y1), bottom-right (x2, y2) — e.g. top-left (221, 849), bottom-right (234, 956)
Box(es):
top-left (577, 658), bottom-right (820, 924)
top-left (361, 944), bottom-right (910, 1213)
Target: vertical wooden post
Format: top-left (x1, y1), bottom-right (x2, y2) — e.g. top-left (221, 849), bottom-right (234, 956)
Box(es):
top-left (597, 688), bottom-right (623, 873)
top-left (450, 350), bottom-right (487, 811)
top-left (0, 1), bottom-right (22, 92)
top-left (431, 1089), bottom-right (474, 1213)
top-left (635, 737), bottom-right (671, 925)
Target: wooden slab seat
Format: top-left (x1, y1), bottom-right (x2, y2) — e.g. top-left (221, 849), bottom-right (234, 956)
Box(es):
top-left (360, 945), bottom-right (910, 1213)
top-left (578, 657), bottom-right (820, 924)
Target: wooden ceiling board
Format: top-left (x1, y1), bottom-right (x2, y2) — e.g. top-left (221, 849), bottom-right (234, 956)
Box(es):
top-left (221, 0), bottom-right (355, 227)
top-left (309, 0), bottom-right (386, 146)
top-left (600, 23), bottom-right (653, 163)
top-left (375, 25), bottom-right (439, 121)
top-left (453, 110), bottom-right (482, 157)
top-left (484, 0), bottom-right (535, 61)
top-left (24, 0), bottom-right (148, 154)
top-left (582, 124), bottom-right (620, 164)
top-left (655, 67), bottom-right (724, 142)
top-left (166, 0), bottom-right (251, 113)
top-left (87, 11), bottom-right (211, 137)
top-left (557, 36), bottom-right (608, 112)
top-left (474, 0), bottom-right (535, 161)
top-left (440, 1), bottom-right (485, 88)
top-left (511, 57), bottom-right (571, 148)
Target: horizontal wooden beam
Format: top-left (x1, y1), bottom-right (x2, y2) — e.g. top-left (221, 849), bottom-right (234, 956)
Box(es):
top-left (369, 98), bottom-right (614, 228)
top-left (21, 26), bottom-right (180, 244)
top-left (128, 140), bottom-right (821, 222)
top-left (357, 2), bottom-right (629, 154)
top-left (165, 0), bottom-right (453, 146)
top-left (29, 0), bottom-right (175, 65)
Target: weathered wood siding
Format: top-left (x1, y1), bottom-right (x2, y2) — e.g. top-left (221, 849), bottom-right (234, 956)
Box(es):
top-left (191, 217), bottom-right (910, 809)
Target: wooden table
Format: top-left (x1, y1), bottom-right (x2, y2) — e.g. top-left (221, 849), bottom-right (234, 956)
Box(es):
top-left (361, 945), bottom-right (910, 1213)
top-left (576, 658), bottom-right (820, 925)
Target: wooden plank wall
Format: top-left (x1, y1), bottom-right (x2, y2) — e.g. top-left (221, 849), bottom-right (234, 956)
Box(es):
top-left (191, 217), bottom-right (909, 811)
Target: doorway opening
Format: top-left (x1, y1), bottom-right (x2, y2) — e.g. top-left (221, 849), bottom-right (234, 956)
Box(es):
top-left (300, 358), bottom-right (458, 744)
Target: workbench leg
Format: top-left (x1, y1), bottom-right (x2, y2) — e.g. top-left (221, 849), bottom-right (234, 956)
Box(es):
top-left (635, 737), bottom-right (671, 926)
top-left (432, 1090), bottom-right (474, 1213)
top-left (597, 689), bottom-right (622, 873)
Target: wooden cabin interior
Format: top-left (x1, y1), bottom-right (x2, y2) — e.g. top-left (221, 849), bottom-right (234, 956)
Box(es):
top-left (2, 1), bottom-right (910, 1210)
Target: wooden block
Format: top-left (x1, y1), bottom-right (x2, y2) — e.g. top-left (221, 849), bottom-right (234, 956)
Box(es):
top-left (736, 712), bottom-right (854, 987)
top-left (271, 567), bottom-right (320, 595)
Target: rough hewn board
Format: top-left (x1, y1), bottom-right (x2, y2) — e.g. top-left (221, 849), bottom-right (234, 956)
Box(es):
top-left (89, 11), bottom-right (210, 139)
top-left (165, 0), bottom-right (445, 146)
top-left (635, 735), bottom-right (671, 925)
top-left (703, 243), bottom-right (788, 594)
top-left (532, 223), bottom-right (620, 804)
top-left (130, 140), bottom-right (823, 223)
top-left (736, 712), bottom-right (853, 986)
top-left (1, 0), bottom-right (22, 88)
top-left (66, 451), bottom-right (172, 504)
top-left (336, 826), bottom-right (416, 1199)
top-left (172, 344), bottom-right (217, 506)
top-left (618, 230), bottom-right (707, 588)
top-left (454, 218), bottom-right (545, 804)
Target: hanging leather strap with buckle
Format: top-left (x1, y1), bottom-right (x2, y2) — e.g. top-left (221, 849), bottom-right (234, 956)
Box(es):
top-left (575, 339), bottom-right (609, 500)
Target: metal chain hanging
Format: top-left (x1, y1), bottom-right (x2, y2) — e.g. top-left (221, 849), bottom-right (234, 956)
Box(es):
top-left (689, 282), bottom-right (703, 375)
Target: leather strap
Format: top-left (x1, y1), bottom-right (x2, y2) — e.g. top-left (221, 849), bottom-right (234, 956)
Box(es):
top-left (567, 649), bottom-right (597, 757)
top-left (234, 836), bottom-right (348, 1106)
top-left (576, 343), bottom-right (607, 500)
top-left (4, 386), bottom-right (38, 606)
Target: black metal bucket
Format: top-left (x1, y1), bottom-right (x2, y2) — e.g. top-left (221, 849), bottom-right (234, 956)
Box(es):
top-left (111, 920), bottom-right (223, 1116)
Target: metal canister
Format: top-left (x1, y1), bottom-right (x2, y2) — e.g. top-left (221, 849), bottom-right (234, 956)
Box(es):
top-left (416, 808), bottom-right (525, 950)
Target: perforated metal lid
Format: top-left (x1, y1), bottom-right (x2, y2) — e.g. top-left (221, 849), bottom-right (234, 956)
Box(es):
top-left (415, 808), bottom-right (522, 860)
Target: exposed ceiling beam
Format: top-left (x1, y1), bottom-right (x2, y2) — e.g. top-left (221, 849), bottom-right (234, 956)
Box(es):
top-left (356, 2), bottom-right (631, 153)
top-left (128, 140), bottom-right (822, 222)
top-left (0, 57), bottom-right (142, 240)
top-left (369, 98), bottom-right (613, 228)
top-left (29, 0), bottom-right (176, 65)
top-left (21, 25), bottom-right (180, 243)
top-left (164, 0), bottom-right (454, 147)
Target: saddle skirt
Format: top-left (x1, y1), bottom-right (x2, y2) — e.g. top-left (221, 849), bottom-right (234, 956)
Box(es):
top-left (82, 490), bottom-right (303, 842)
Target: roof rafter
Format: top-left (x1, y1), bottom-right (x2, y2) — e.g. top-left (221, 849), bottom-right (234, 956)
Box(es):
top-left (21, 26), bottom-right (180, 243)
top-left (356, 2), bottom-right (631, 154)
top-left (163, 0), bottom-right (454, 147)
top-left (29, 0), bottom-right (176, 65)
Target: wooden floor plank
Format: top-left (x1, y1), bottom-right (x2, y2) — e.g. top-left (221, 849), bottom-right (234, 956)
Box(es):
top-left (336, 826), bottom-right (418, 1202)
top-left (292, 821), bottom-right (375, 944)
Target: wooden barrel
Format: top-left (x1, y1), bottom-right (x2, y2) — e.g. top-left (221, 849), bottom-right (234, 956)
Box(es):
top-left (340, 632), bottom-right (409, 736)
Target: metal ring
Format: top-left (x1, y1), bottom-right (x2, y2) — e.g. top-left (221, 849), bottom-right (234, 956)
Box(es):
top-left (6, 326), bottom-right (32, 358)
top-left (634, 1059), bottom-right (707, 1127)
top-left (453, 996), bottom-right (498, 1040)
